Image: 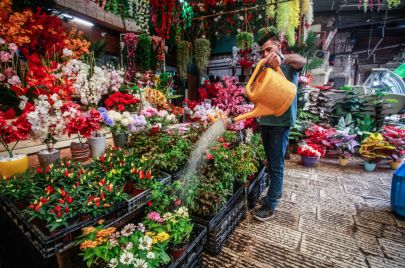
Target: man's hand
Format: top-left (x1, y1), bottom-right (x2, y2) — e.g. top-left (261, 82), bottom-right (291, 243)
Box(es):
top-left (264, 52), bottom-right (281, 69)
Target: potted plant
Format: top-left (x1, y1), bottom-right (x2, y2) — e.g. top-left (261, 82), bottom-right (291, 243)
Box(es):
top-left (331, 132), bottom-right (359, 167)
top-left (27, 94), bottom-right (75, 168)
top-left (382, 125), bottom-right (405, 170)
top-left (165, 207), bottom-right (193, 259)
top-left (65, 107), bottom-right (103, 161)
top-left (0, 111), bottom-right (31, 177)
top-left (100, 109), bottom-right (134, 148)
top-left (297, 143), bottom-right (324, 167)
top-left (359, 132), bottom-right (395, 172)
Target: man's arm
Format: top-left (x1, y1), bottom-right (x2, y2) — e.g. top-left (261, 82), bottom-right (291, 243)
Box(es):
top-left (284, 54), bottom-right (306, 70)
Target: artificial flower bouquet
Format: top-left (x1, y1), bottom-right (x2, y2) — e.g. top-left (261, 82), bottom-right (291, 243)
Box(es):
top-left (297, 143), bottom-right (324, 158)
top-left (382, 125), bottom-right (405, 161)
top-left (99, 108), bottom-right (135, 135)
top-left (140, 106), bottom-right (178, 129)
top-left (359, 132), bottom-right (396, 163)
top-left (104, 91), bottom-right (140, 112)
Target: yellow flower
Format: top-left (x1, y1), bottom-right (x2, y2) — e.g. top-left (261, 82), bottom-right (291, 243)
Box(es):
top-left (97, 219), bottom-right (105, 225)
top-left (154, 232), bottom-right (170, 243)
top-left (82, 226), bottom-right (96, 236)
top-left (145, 231), bottom-right (155, 237)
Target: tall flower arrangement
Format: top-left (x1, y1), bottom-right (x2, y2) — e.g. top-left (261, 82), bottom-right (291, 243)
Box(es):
top-left (150, 0), bottom-right (176, 39)
top-left (27, 94), bottom-right (75, 151)
top-left (123, 33), bottom-right (139, 82)
top-left (63, 56), bottom-right (108, 106)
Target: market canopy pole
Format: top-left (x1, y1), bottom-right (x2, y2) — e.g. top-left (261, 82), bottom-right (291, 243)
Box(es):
top-left (191, 0), bottom-right (293, 21)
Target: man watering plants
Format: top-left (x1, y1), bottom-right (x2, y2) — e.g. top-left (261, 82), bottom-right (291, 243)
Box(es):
top-left (253, 31), bottom-right (306, 221)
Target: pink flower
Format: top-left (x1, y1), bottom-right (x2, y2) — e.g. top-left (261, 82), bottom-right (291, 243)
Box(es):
top-left (147, 211), bottom-right (164, 223)
top-left (0, 51), bottom-right (12, 62)
top-left (0, 38), bottom-right (5, 45)
top-left (4, 67), bottom-right (13, 77)
top-left (8, 43), bottom-right (17, 53)
top-left (7, 75), bottom-right (21, 85)
top-left (0, 73), bottom-right (5, 82)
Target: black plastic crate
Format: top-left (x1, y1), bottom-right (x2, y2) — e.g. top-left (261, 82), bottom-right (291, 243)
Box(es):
top-left (204, 198), bottom-right (247, 256)
top-left (167, 224), bottom-right (207, 268)
top-left (126, 171), bottom-right (171, 213)
top-left (0, 197), bottom-right (128, 258)
top-left (247, 167), bottom-right (267, 209)
top-left (191, 183), bottom-right (246, 231)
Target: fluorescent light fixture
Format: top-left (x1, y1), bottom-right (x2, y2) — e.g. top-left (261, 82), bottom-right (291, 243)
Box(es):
top-left (61, 13), bottom-right (94, 27)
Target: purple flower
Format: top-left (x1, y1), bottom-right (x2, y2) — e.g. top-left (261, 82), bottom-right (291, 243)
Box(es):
top-left (137, 223), bottom-right (146, 233)
top-left (147, 211), bottom-right (164, 223)
top-left (98, 107), bottom-right (114, 127)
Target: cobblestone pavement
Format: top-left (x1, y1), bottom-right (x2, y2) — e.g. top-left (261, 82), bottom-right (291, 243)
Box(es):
top-left (203, 156), bottom-right (405, 268)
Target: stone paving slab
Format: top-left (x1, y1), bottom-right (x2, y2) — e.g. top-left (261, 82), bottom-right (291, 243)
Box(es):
top-left (204, 157), bottom-right (405, 267)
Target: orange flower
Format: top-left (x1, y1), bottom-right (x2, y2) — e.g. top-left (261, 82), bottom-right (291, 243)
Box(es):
top-left (81, 226), bottom-right (96, 236)
top-left (64, 27), bottom-right (90, 59)
top-left (80, 240), bottom-right (98, 250)
top-left (96, 227), bottom-right (116, 238)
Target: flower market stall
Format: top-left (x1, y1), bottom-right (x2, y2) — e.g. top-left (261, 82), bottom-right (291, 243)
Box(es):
top-left (1, 0), bottom-right (405, 267)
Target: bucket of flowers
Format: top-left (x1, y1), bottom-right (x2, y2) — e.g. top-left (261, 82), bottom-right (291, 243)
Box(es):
top-left (297, 143), bottom-right (324, 167)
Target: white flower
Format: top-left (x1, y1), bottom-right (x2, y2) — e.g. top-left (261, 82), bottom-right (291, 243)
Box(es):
top-left (0, 38), bottom-right (5, 45)
top-left (119, 251), bottom-right (134, 265)
top-left (121, 118), bottom-right (130, 127)
top-left (121, 223), bottom-right (136, 237)
top-left (108, 258), bottom-right (118, 268)
top-left (146, 252), bottom-right (155, 259)
top-left (163, 212), bottom-right (173, 220)
top-left (176, 207), bottom-right (189, 218)
top-left (63, 48), bottom-right (73, 57)
top-left (138, 236), bottom-right (153, 251)
top-left (113, 112), bottom-right (122, 122)
top-left (19, 96), bottom-right (28, 110)
top-left (238, 16), bottom-right (244, 21)
top-left (133, 258), bottom-right (148, 268)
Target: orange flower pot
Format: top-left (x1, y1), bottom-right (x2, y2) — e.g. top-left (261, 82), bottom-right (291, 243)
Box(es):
top-left (0, 154), bottom-right (29, 177)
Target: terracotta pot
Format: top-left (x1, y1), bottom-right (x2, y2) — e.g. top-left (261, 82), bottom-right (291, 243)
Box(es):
top-left (70, 142), bottom-right (90, 161)
top-left (0, 154), bottom-right (29, 177)
top-left (389, 160), bottom-right (403, 170)
top-left (112, 133), bottom-right (128, 148)
top-left (37, 149), bottom-right (60, 169)
top-left (338, 156), bottom-right (349, 167)
top-left (170, 244), bottom-right (188, 260)
top-left (87, 136), bottom-right (106, 159)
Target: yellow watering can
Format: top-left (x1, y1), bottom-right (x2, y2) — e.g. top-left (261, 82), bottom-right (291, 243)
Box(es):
top-left (231, 59), bottom-right (297, 123)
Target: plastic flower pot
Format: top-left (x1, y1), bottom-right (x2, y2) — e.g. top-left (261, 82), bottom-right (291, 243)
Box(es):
top-left (112, 133), bottom-right (128, 148)
top-left (0, 154), bottom-right (29, 177)
top-left (363, 161), bottom-right (376, 172)
top-left (301, 155), bottom-right (318, 167)
top-left (70, 142), bottom-right (90, 161)
top-left (37, 149), bottom-right (60, 169)
top-left (390, 159), bottom-right (403, 170)
top-left (338, 156), bottom-right (350, 167)
top-left (87, 136), bottom-right (106, 159)
top-left (170, 244), bottom-right (188, 260)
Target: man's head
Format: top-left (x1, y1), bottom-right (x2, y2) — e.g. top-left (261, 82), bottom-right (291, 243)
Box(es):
top-left (258, 32), bottom-right (281, 59)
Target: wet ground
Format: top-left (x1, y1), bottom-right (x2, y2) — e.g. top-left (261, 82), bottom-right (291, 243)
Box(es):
top-left (203, 156), bottom-right (405, 268)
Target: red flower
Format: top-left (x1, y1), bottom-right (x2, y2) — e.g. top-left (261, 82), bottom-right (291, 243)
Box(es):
top-left (65, 207), bottom-right (70, 213)
top-left (147, 201), bottom-right (153, 207)
top-left (146, 170), bottom-right (152, 179)
top-left (67, 196), bottom-right (73, 204)
top-left (64, 170), bottom-right (69, 177)
top-left (207, 153), bottom-right (213, 160)
top-left (59, 198), bottom-right (65, 204)
top-left (174, 199), bottom-right (182, 206)
top-left (36, 168), bottom-right (43, 174)
top-left (139, 170), bottom-right (145, 179)
top-left (100, 192), bottom-right (105, 201)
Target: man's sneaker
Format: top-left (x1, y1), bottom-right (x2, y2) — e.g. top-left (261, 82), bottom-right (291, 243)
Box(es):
top-left (253, 204), bottom-right (276, 221)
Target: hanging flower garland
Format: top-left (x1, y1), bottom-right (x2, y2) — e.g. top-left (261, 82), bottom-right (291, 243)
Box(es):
top-left (150, 0), bottom-right (176, 39)
top-left (135, 0), bottom-right (150, 33)
top-left (177, 40), bottom-right (191, 80)
top-left (275, 0), bottom-right (301, 46)
top-left (151, 36), bottom-right (165, 63)
top-left (194, 38), bottom-right (211, 74)
top-left (123, 33), bottom-right (139, 82)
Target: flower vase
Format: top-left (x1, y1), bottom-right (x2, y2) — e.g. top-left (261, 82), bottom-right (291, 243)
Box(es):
top-left (0, 154), bottom-right (29, 177)
top-left (389, 159), bottom-right (402, 170)
top-left (70, 142), bottom-right (90, 161)
top-left (87, 136), bottom-right (106, 159)
top-left (301, 155), bottom-right (318, 167)
top-left (338, 156), bottom-right (350, 167)
top-left (112, 133), bottom-right (128, 148)
top-left (37, 149), bottom-right (60, 169)
top-left (363, 161), bottom-right (376, 172)
top-left (170, 244), bottom-right (188, 260)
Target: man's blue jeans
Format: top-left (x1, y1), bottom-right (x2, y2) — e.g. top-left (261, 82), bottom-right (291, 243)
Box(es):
top-left (260, 125), bottom-right (290, 209)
